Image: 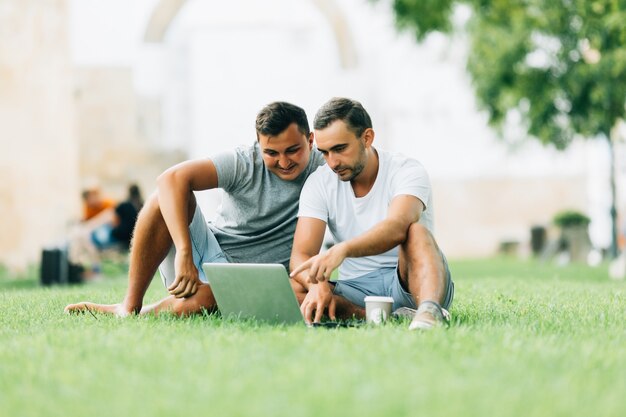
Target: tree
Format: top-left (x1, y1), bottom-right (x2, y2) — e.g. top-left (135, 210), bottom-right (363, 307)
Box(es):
top-left (388, 0), bottom-right (626, 257)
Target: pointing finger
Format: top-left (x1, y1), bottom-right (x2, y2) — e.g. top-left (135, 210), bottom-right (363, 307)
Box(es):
top-left (290, 259), bottom-right (313, 277)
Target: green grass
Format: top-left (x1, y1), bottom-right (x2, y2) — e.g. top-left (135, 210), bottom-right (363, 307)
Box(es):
top-left (1, 258), bottom-right (625, 417)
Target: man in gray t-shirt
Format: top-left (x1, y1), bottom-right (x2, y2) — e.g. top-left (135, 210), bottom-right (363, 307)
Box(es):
top-left (65, 102), bottom-right (324, 317)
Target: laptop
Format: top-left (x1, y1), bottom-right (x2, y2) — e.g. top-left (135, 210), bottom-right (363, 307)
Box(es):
top-left (202, 263), bottom-right (363, 327)
top-left (202, 263), bottom-right (305, 325)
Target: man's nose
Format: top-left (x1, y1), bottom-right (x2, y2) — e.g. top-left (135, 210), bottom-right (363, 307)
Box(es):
top-left (327, 153), bottom-right (339, 169)
top-left (277, 154), bottom-right (290, 168)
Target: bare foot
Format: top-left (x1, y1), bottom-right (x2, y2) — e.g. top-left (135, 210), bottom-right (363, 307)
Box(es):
top-left (64, 302), bottom-right (136, 317)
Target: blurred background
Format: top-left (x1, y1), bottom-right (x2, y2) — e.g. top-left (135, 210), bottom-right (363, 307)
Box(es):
top-left (1, 0), bottom-right (625, 274)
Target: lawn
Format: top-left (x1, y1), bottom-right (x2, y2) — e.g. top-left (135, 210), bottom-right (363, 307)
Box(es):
top-left (0, 258), bottom-right (624, 417)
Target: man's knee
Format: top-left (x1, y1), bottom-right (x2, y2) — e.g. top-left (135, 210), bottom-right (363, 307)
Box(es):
top-left (144, 190), bottom-right (196, 216)
top-left (138, 192), bottom-right (196, 236)
top-left (138, 192), bottom-right (161, 220)
top-left (153, 188), bottom-right (196, 221)
top-left (400, 223), bottom-right (443, 273)
top-left (405, 223), bottom-right (438, 252)
top-left (407, 222), bottom-right (430, 239)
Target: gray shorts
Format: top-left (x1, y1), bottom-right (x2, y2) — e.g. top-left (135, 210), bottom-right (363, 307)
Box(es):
top-left (158, 206), bottom-right (228, 288)
top-left (331, 256), bottom-right (454, 312)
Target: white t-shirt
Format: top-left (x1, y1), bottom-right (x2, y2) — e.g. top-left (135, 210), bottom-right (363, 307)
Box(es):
top-left (298, 148), bottom-right (434, 280)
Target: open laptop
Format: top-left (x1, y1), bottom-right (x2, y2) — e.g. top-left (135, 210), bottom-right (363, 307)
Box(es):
top-left (202, 263), bottom-right (305, 325)
top-left (202, 263), bottom-right (363, 327)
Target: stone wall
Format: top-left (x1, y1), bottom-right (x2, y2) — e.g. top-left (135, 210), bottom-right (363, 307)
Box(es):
top-left (73, 66), bottom-right (186, 203)
top-left (0, 0), bottom-right (80, 272)
top-left (433, 176), bottom-right (588, 258)
top-left (0, 3), bottom-right (185, 272)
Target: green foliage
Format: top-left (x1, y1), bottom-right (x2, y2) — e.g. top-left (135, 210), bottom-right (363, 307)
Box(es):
top-left (1, 259), bottom-right (625, 417)
top-left (387, 0), bottom-right (626, 148)
top-left (387, 0), bottom-right (625, 256)
top-left (391, 0), bottom-right (455, 40)
top-left (553, 210), bottom-right (591, 228)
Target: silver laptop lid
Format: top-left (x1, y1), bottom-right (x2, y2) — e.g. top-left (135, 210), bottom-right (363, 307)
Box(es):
top-left (202, 263), bottom-right (303, 325)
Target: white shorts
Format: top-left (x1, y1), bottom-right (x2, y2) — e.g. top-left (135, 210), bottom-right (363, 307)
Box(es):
top-left (158, 206), bottom-right (228, 288)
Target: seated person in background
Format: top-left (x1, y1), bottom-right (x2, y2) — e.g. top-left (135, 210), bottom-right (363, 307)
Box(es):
top-left (69, 184), bottom-right (144, 276)
top-left (65, 101), bottom-right (324, 316)
top-left (290, 97), bottom-right (454, 330)
top-left (90, 184), bottom-right (144, 249)
top-left (82, 186), bottom-right (116, 221)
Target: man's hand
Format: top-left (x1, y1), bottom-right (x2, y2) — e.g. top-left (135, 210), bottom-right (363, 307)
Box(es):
top-left (167, 250), bottom-right (202, 298)
top-left (301, 281), bottom-right (336, 323)
top-left (290, 243), bottom-right (347, 284)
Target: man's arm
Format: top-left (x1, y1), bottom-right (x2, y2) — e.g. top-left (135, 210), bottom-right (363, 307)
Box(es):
top-left (290, 194), bottom-right (424, 284)
top-left (290, 217), bottom-right (326, 288)
top-left (289, 217), bottom-right (336, 323)
top-left (157, 159), bottom-right (219, 298)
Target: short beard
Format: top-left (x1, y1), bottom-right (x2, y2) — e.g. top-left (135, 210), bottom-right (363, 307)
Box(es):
top-left (342, 161), bottom-right (365, 181)
top-left (342, 141), bottom-right (366, 181)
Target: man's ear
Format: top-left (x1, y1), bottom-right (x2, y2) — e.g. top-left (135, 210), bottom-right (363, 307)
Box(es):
top-left (362, 128), bottom-right (375, 148)
top-left (307, 132), bottom-right (314, 149)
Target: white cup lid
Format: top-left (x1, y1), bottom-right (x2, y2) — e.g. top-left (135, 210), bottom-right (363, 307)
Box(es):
top-left (364, 296), bottom-right (394, 303)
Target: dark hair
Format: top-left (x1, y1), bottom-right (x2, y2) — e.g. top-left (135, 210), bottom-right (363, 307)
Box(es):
top-left (127, 184), bottom-right (144, 210)
top-left (313, 97), bottom-right (372, 137)
top-left (128, 184), bottom-right (141, 199)
top-left (255, 102), bottom-right (310, 139)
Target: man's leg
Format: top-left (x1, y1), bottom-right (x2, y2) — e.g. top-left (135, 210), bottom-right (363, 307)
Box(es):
top-left (138, 283), bottom-right (218, 316)
top-left (64, 283), bottom-right (218, 317)
top-left (290, 279), bottom-right (365, 320)
top-left (121, 191), bottom-right (184, 313)
top-left (65, 191), bottom-right (212, 316)
top-left (332, 295), bottom-right (365, 320)
top-left (397, 223), bottom-right (450, 328)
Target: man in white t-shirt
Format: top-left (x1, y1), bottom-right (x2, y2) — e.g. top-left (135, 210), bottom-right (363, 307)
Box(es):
top-left (290, 97), bottom-right (454, 330)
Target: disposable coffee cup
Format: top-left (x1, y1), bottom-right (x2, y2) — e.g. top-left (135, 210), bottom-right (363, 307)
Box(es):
top-left (364, 296), bottom-right (394, 325)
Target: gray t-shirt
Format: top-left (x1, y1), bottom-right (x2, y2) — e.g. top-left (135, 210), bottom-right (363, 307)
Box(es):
top-left (208, 142), bottom-right (324, 270)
